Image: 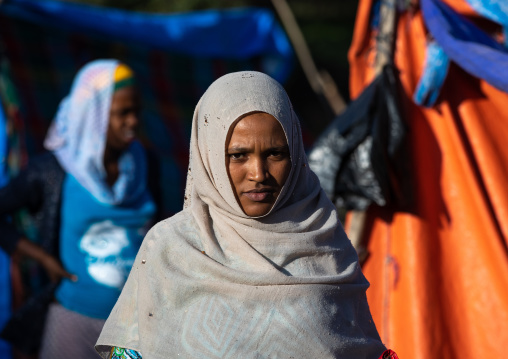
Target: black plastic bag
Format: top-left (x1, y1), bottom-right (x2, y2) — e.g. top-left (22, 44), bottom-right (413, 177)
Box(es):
top-left (308, 64), bottom-right (411, 210)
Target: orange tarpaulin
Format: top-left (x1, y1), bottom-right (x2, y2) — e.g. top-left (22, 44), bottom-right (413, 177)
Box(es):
top-left (347, 0), bottom-right (508, 358)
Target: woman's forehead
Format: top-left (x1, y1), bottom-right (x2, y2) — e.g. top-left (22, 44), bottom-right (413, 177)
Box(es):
top-left (229, 113), bottom-right (287, 142)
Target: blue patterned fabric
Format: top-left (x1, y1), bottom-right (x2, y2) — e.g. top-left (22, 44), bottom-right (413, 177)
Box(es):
top-left (56, 173), bottom-right (155, 319)
top-left (110, 347), bottom-right (142, 359)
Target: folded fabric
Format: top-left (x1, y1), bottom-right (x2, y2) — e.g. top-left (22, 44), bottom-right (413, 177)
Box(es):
top-left (421, 0), bottom-right (508, 93)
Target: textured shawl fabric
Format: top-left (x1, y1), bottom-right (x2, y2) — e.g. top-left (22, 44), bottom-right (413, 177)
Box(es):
top-left (44, 59), bottom-right (147, 205)
top-left (96, 71), bottom-right (386, 358)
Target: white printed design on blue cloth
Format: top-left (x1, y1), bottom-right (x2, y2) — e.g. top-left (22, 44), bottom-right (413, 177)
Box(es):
top-left (79, 220), bottom-right (133, 288)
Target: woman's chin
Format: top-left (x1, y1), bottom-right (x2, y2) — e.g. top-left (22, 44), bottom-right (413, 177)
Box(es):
top-left (241, 202), bottom-right (274, 217)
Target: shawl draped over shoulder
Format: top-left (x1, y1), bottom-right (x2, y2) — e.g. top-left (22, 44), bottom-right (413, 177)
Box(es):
top-left (96, 71), bottom-right (386, 358)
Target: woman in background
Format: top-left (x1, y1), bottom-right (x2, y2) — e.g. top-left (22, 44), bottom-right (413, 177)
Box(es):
top-left (0, 59), bottom-right (159, 359)
top-left (96, 71), bottom-right (397, 359)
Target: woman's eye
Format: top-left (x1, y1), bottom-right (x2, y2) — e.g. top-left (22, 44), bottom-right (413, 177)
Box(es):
top-left (269, 151), bottom-right (287, 159)
top-left (229, 153), bottom-right (245, 160)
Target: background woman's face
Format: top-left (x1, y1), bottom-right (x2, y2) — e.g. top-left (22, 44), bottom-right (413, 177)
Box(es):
top-left (106, 86), bottom-right (141, 151)
top-left (226, 112), bottom-right (291, 216)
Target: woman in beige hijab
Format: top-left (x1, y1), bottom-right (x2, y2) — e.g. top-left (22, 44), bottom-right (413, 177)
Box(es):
top-left (96, 71), bottom-right (397, 359)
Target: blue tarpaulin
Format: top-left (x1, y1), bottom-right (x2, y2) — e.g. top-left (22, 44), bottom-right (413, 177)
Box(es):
top-left (0, 0), bottom-right (293, 82)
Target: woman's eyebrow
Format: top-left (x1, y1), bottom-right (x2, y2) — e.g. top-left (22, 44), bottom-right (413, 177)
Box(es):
top-left (269, 145), bottom-right (289, 151)
top-left (227, 146), bottom-right (250, 153)
top-left (227, 145), bottom-right (289, 153)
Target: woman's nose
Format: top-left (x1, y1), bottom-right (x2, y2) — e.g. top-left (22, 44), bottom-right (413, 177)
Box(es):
top-left (247, 157), bottom-right (268, 182)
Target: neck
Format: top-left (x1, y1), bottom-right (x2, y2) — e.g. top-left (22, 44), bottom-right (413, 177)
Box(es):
top-left (103, 145), bottom-right (123, 164)
top-left (103, 145), bottom-right (123, 186)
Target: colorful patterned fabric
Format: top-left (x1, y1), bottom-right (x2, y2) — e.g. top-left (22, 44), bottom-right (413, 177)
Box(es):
top-left (110, 347), bottom-right (142, 359)
top-left (107, 345), bottom-right (398, 358)
top-left (0, 0), bottom-right (294, 215)
top-left (380, 349), bottom-right (399, 359)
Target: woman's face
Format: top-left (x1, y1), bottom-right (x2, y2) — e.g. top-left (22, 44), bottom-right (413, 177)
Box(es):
top-left (106, 86), bottom-right (141, 151)
top-left (226, 112), bottom-right (291, 216)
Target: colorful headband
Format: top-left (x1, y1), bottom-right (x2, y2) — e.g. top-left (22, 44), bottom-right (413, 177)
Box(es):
top-left (113, 63), bottom-right (135, 91)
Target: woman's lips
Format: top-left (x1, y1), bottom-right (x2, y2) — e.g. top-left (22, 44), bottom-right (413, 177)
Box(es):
top-left (123, 130), bottom-right (136, 142)
top-left (243, 190), bottom-right (275, 202)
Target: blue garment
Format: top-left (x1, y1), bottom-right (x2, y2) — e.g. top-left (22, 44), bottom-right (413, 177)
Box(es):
top-left (421, 0), bottom-right (508, 94)
top-left (465, 0), bottom-right (508, 46)
top-left (56, 173), bottom-right (155, 319)
top-left (465, 0), bottom-right (508, 47)
top-left (0, 99), bottom-right (12, 359)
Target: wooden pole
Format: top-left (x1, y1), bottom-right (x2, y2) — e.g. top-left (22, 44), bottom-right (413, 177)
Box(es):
top-left (270, 0), bottom-right (346, 116)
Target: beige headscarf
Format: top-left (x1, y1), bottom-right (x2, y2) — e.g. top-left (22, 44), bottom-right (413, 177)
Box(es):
top-left (96, 71), bottom-right (386, 358)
